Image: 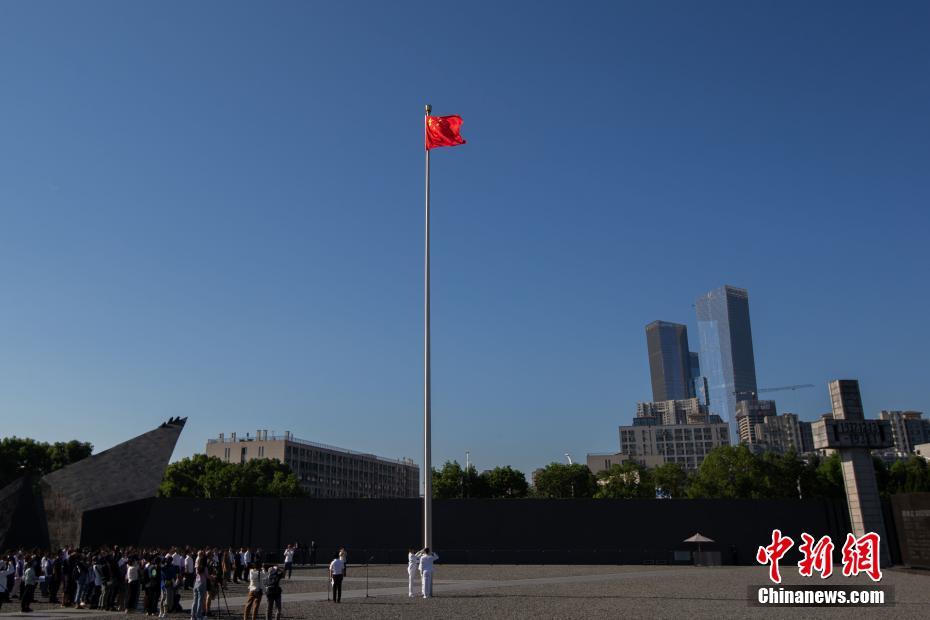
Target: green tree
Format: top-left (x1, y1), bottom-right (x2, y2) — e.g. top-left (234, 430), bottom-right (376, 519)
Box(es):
top-left (595, 461), bottom-right (654, 499)
top-left (652, 462), bottom-right (689, 498)
top-left (432, 461), bottom-right (465, 499)
top-left (158, 455), bottom-right (303, 498)
top-left (482, 466), bottom-right (529, 498)
top-left (463, 464), bottom-right (491, 498)
top-left (807, 453), bottom-right (845, 499)
top-left (756, 451), bottom-right (806, 499)
top-left (888, 456), bottom-right (930, 494)
top-left (532, 463), bottom-right (597, 498)
top-left (0, 436), bottom-right (93, 488)
top-left (872, 456), bottom-right (890, 497)
top-left (687, 445), bottom-right (763, 499)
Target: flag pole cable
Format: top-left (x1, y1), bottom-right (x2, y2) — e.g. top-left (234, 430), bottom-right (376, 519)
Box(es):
top-left (423, 103), bottom-right (433, 550)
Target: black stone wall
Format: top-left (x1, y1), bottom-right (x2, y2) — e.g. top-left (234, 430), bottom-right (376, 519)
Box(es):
top-left (81, 497), bottom-right (852, 566)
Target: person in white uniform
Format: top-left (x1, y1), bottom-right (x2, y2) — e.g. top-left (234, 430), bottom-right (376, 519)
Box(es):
top-left (417, 548), bottom-right (438, 599)
top-left (406, 549), bottom-right (420, 598)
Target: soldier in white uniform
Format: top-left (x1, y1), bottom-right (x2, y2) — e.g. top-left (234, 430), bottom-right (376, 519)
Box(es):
top-left (417, 548), bottom-right (439, 599)
top-left (406, 549), bottom-right (420, 598)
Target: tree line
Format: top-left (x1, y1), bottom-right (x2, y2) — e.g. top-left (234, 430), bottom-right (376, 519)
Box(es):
top-left (5, 435), bottom-right (930, 500)
top-left (528, 446), bottom-right (930, 499)
top-left (0, 437), bottom-right (93, 488)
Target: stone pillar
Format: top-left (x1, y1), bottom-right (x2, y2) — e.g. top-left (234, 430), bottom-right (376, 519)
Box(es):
top-left (813, 380), bottom-right (893, 565)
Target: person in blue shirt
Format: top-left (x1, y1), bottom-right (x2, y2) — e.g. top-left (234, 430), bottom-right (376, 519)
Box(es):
top-left (160, 559), bottom-right (178, 619)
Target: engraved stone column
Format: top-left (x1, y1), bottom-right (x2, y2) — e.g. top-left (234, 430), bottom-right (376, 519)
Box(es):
top-left (813, 380), bottom-right (893, 565)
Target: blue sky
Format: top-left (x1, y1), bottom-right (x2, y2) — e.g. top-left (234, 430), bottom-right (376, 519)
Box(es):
top-left (1, 1), bottom-right (928, 478)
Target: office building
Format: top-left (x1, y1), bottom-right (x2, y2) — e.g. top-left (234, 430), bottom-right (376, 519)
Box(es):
top-left (645, 321), bottom-right (697, 401)
top-left (619, 406), bottom-right (730, 472)
top-left (877, 411), bottom-right (930, 456)
top-left (205, 431), bottom-right (419, 498)
top-left (695, 285), bottom-right (759, 433)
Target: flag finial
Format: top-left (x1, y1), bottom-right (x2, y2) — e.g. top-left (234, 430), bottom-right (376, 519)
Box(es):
top-left (425, 104), bottom-right (431, 114)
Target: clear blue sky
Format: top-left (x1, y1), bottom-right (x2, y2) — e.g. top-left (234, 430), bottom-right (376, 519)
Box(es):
top-left (1, 1), bottom-right (928, 478)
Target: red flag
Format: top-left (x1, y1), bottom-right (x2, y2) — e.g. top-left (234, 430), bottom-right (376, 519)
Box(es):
top-left (425, 115), bottom-right (466, 150)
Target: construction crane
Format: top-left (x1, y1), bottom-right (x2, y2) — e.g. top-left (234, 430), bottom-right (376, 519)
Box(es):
top-left (733, 384), bottom-right (815, 399)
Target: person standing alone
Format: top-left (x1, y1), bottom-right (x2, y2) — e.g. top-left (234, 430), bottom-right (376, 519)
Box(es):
top-left (282, 546), bottom-right (294, 580)
top-left (328, 554), bottom-right (345, 603)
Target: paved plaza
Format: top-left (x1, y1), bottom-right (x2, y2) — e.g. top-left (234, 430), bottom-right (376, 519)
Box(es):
top-left (1, 564), bottom-right (927, 619)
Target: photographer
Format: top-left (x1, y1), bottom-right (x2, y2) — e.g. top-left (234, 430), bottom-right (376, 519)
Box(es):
top-left (205, 551), bottom-right (220, 618)
top-left (243, 561), bottom-right (263, 620)
top-left (263, 564), bottom-right (282, 620)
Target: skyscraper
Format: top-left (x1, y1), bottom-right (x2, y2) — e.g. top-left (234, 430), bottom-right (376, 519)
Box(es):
top-left (695, 285), bottom-right (759, 433)
top-left (645, 321), bottom-right (695, 401)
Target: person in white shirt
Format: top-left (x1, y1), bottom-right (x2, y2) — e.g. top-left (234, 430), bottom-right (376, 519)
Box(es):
top-left (0, 557), bottom-right (16, 612)
top-left (184, 553), bottom-right (194, 590)
top-left (328, 555), bottom-right (345, 603)
top-left (282, 545), bottom-right (295, 580)
top-left (406, 548), bottom-right (420, 598)
top-left (243, 563), bottom-right (263, 620)
top-left (418, 548), bottom-right (439, 599)
top-left (125, 558), bottom-right (140, 613)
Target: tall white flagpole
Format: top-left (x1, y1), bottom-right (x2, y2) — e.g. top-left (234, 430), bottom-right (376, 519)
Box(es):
top-left (423, 103), bottom-right (433, 550)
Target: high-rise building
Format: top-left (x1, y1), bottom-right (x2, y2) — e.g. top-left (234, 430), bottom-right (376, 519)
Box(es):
top-left (645, 321), bottom-right (695, 401)
top-left (689, 352), bottom-right (701, 384)
top-left (695, 285), bottom-right (759, 434)
top-left (735, 399), bottom-right (778, 445)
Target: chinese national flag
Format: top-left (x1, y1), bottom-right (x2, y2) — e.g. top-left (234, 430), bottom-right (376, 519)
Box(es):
top-left (425, 115), bottom-right (466, 150)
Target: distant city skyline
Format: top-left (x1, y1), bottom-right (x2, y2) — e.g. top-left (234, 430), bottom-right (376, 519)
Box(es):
top-left (1, 2), bottom-right (928, 477)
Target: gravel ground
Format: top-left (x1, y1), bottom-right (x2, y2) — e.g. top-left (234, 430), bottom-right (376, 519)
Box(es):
top-left (2, 565), bottom-right (926, 619)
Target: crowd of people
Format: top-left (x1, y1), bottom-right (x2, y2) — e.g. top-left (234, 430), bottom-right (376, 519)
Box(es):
top-left (1, 542), bottom-right (441, 616)
top-left (0, 545), bottom-right (287, 619)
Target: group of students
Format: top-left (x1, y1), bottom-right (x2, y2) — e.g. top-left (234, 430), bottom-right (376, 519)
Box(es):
top-left (1, 547), bottom-right (188, 616)
top-left (2, 543), bottom-right (442, 614)
top-left (0, 545), bottom-right (277, 618)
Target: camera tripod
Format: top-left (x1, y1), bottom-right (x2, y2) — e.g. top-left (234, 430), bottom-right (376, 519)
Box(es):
top-left (214, 576), bottom-right (232, 618)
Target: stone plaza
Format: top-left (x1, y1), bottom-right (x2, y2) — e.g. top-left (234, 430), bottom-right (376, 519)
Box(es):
top-left (2, 563), bottom-right (927, 619)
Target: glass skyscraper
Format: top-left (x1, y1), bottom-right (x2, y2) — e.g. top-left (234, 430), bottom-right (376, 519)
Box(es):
top-left (695, 285), bottom-right (759, 433)
top-left (645, 321), bottom-right (695, 402)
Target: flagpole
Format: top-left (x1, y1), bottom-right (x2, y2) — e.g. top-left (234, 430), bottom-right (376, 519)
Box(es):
top-left (423, 103), bottom-right (433, 550)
